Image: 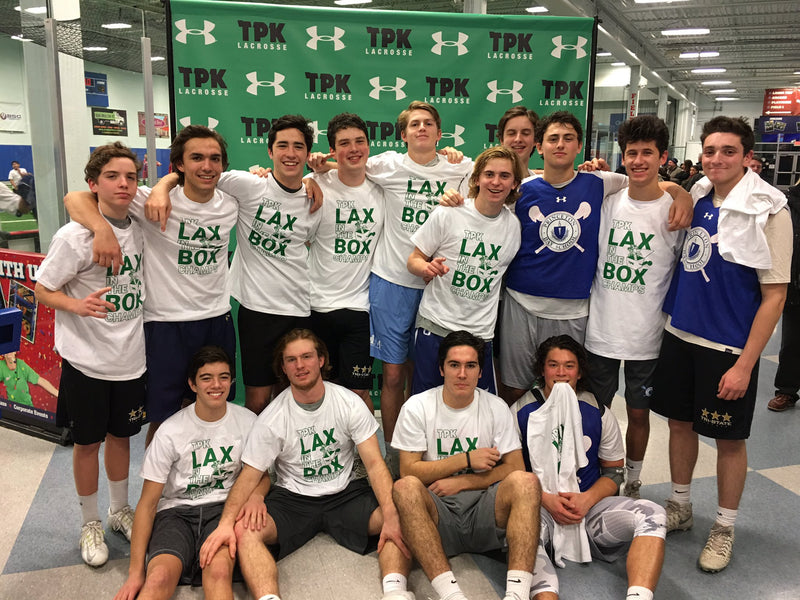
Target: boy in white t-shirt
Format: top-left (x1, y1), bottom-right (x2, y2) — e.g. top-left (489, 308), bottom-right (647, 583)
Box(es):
top-left (114, 346), bottom-right (258, 600)
top-left (584, 115), bottom-right (684, 499)
top-left (35, 142), bottom-right (147, 567)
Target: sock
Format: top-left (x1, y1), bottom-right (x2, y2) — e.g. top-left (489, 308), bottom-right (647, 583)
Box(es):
top-left (625, 459), bottom-right (644, 483)
top-left (715, 506), bottom-right (737, 527)
top-left (383, 573), bottom-right (407, 594)
top-left (257, 595), bottom-right (280, 600)
top-left (626, 586), bottom-right (653, 600)
top-left (504, 569), bottom-right (533, 600)
top-left (431, 571), bottom-right (465, 600)
top-left (78, 492), bottom-right (100, 525)
top-left (669, 482), bottom-right (691, 505)
top-left (108, 477), bottom-right (129, 514)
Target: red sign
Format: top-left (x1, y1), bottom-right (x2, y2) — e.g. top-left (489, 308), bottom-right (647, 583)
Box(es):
top-left (763, 88), bottom-right (800, 116)
top-left (628, 91), bottom-right (639, 118)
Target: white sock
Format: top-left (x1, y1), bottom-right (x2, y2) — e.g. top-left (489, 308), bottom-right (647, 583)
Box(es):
top-left (669, 482), bottom-right (691, 505)
top-left (108, 477), bottom-right (129, 514)
top-left (715, 506), bottom-right (737, 527)
top-left (626, 458), bottom-right (644, 483)
top-left (431, 571), bottom-right (465, 600)
top-left (504, 569), bottom-right (532, 600)
top-left (78, 492), bottom-right (100, 525)
top-left (257, 595), bottom-right (280, 600)
top-left (626, 585), bottom-right (653, 600)
top-left (383, 573), bottom-right (407, 594)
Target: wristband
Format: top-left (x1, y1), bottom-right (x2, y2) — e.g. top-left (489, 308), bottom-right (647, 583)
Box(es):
top-left (466, 451), bottom-right (471, 470)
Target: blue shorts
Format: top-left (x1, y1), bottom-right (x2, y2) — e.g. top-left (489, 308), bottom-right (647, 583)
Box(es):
top-left (144, 313), bottom-right (236, 423)
top-left (411, 328), bottom-right (496, 395)
top-left (368, 274), bottom-right (423, 365)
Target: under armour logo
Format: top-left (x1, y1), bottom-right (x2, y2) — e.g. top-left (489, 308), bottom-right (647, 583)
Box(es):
top-left (369, 76), bottom-right (406, 100)
top-left (179, 116), bottom-right (219, 129)
top-left (306, 26), bottom-right (345, 51)
top-left (704, 212), bottom-right (713, 220)
top-left (431, 31), bottom-right (469, 56)
top-left (440, 124), bottom-right (466, 147)
top-left (175, 19), bottom-right (216, 45)
top-left (551, 35), bottom-right (588, 59)
top-left (486, 80), bottom-right (523, 103)
top-left (246, 72), bottom-right (286, 96)
top-left (556, 196), bottom-right (567, 203)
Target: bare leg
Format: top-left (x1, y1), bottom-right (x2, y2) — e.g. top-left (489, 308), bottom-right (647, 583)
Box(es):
top-left (532, 593), bottom-right (559, 600)
top-left (626, 407), bottom-right (650, 463)
top-left (235, 513), bottom-right (280, 598)
top-left (137, 554), bottom-right (183, 600)
top-left (73, 442), bottom-right (101, 496)
top-left (381, 362), bottom-right (411, 443)
top-left (494, 471), bottom-right (541, 573)
top-left (626, 535), bottom-right (664, 591)
top-left (368, 507), bottom-right (412, 580)
top-left (352, 388), bottom-right (374, 413)
top-left (245, 385), bottom-right (272, 415)
top-left (145, 422), bottom-right (162, 447)
top-left (716, 439), bottom-right (747, 510)
top-left (667, 419), bottom-right (698, 485)
top-left (202, 545), bottom-right (236, 600)
top-left (104, 433), bottom-right (130, 483)
top-left (500, 386), bottom-right (527, 407)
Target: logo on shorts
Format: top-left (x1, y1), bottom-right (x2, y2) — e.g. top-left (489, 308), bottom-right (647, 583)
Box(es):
top-left (128, 406), bottom-right (146, 423)
top-left (700, 408), bottom-right (732, 427)
top-left (681, 226), bottom-right (716, 283)
top-left (529, 201), bottom-right (592, 253)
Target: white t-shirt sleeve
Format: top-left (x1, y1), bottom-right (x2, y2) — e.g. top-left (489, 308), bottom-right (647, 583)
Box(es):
top-left (348, 395), bottom-right (380, 446)
top-left (140, 426), bottom-right (177, 484)
top-left (241, 411), bottom-right (283, 473)
top-left (409, 208), bottom-right (445, 258)
top-left (597, 171), bottom-right (629, 197)
top-left (391, 395), bottom-right (429, 452)
top-left (491, 396), bottom-right (523, 455)
top-left (597, 408), bottom-right (625, 462)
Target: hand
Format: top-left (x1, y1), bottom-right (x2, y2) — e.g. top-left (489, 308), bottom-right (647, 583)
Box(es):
top-left (144, 190), bottom-right (172, 232)
top-left (717, 363), bottom-right (751, 400)
top-left (377, 507), bottom-right (411, 559)
top-left (249, 166), bottom-right (272, 178)
top-left (113, 572), bottom-right (145, 600)
top-left (468, 446), bottom-right (501, 471)
top-left (198, 523), bottom-right (236, 569)
top-left (667, 187), bottom-right (693, 231)
top-left (303, 177), bottom-right (323, 213)
top-left (439, 188), bottom-right (464, 207)
top-left (439, 146), bottom-right (464, 164)
top-left (307, 151), bottom-right (335, 173)
top-left (557, 491), bottom-right (592, 520)
top-left (423, 257), bottom-right (449, 282)
top-left (92, 228), bottom-right (123, 275)
top-left (77, 287), bottom-right (115, 318)
top-left (428, 476), bottom-right (465, 497)
top-left (541, 491), bottom-right (582, 525)
top-left (236, 493), bottom-right (268, 531)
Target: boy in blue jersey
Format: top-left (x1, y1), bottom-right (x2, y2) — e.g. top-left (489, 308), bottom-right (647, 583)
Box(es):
top-left (652, 116), bottom-right (792, 573)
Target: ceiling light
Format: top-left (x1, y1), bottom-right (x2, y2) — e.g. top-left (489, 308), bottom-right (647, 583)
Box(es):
top-left (11, 35), bottom-right (32, 42)
top-left (662, 28), bottom-right (709, 36)
top-left (635, 0), bottom-right (690, 3)
top-left (25, 6), bottom-right (47, 14)
top-left (151, 56), bottom-right (165, 61)
top-left (333, 0), bottom-right (372, 4)
top-left (102, 23), bottom-right (132, 30)
top-left (794, 71), bottom-right (800, 75)
top-left (596, 51), bottom-right (612, 57)
top-left (679, 51), bottom-right (719, 58)
top-left (526, 6), bottom-right (549, 13)
top-left (692, 67), bottom-right (726, 74)
top-left (710, 89), bottom-right (736, 93)
top-left (612, 62), bottom-right (626, 67)
top-left (83, 46), bottom-right (108, 51)
top-left (700, 80), bottom-right (731, 85)
top-left (715, 97), bottom-right (739, 101)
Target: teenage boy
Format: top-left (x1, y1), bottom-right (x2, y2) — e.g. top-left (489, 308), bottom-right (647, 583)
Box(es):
top-left (35, 142), bottom-right (146, 567)
top-left (407, 146), bottom-right (523, 394)
top-left (198, 329), bottom-right (412, 600)
top-left (65, 125), bottom-right (238, 444)
top-left (584, 115), bottom-right (684, 498)
top-left (652, 116), bottom-right (792, 572)
top-left (392, 330), bottom-right (541, 600)
top-left (499, 111), bottom-right (692, 404)
top-left (497, 106), bottom-right (539, 175)
top-left (308, 113), bottom-right (384, 409)
top-left (114, 347), bottom-right (257, 600)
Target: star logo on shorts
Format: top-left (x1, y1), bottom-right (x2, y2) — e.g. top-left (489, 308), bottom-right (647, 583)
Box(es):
top-left (721, 412), bottom-right (732, 422)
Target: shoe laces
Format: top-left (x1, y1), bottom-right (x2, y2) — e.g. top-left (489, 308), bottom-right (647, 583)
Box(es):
top-left (705, 526), bottom-right (733, 555)
top-left (82, 521), bottom-right (104, 548)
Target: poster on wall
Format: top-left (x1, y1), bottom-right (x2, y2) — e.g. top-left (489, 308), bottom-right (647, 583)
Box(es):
top-left (0, 249), bottom-right (65, 442)
top-left (91, 107), bottom-right (128, 136)
top-left (138, 112), bottom-right (170, 138)
top-left (0, 102), bottom-right (26, 133)
top-left (85, 71), bottom-right (109, 108)
top-left (168, 0), bottom-right (596, 168)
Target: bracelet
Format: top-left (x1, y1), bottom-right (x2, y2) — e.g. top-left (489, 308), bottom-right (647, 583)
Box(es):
top-left (465, 451), bottom-right (471, 470)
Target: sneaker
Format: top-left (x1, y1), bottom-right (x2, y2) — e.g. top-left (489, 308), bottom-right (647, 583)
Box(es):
top-left (623, 479), bottom-right (642, 499)
top-left (79, 520), bottom-right (109, 567)
top-left (108, 505), bottom-right (135, 541)
top-left (385, 449), bottom-right (401, 481)
top-left (381, 592), bottom-right (416, 600)
top-left (767, 393), bottom-right (797, 412)
top-left (698, 522), bottom-right (735, 572)
top-left (352, 454), bottom-right (369, 480)
top-left (665, 499), bottom-right (693, 532)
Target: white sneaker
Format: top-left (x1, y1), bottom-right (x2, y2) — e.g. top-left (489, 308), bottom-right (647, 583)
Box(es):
top-left (381, 592), bottom-right (415, 600)
top-left (698, 522), bottom-right (735, 572)
top-left (79, 520), bottom-right (108, 567)
top-left (665, 499), bottom-right (693, 532)
top-left (108, 505), bottom-right (135, 541)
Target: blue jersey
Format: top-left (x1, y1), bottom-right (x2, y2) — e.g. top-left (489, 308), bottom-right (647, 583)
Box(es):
top-left (505, 173), bottom-right (604, 299)
top-left (663, 194), bottom-right (761, 349)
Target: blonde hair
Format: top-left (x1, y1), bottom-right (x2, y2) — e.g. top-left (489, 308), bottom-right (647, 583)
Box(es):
top-left (468, 145), bottom-right (525, 205)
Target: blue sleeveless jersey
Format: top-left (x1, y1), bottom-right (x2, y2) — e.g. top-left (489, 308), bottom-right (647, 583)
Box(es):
top-left (663, 194), bottom-right (761, 348)
top-left (506, 173), bottom-right (604, 299)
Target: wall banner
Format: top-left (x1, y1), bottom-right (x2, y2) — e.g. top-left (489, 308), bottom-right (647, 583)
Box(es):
top-left (168, 0), bottom-right (595, 167)
top-left (0, 102), bottom-right (26, 133)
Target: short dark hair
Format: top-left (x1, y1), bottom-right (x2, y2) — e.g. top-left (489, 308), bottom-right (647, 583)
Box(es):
top-left (11, 160), bottom-right (19, 167)
top-left (617, 115), bottom-right (669, 155)
top-left (468, 145), bottom-right (525, 204)
top-left (170, 125), bottom-right (229, 186)
top-left (437, 330), bottom-right (485, 371)
top-left (497, 106), bottom-right (539, 141)
top-left (268, 114), bottom-right (314, 152)
top-left (534, 335), bottom-right (590, 392)
top-left (272, 328), bottom-right (332, 384)
top-left (682, 159), bottom-right (693, 169)
top-left (187, 345), bottom-right (233, 383)
top-left (700, 116), bottom-right (754, 155)
top-left (327, 113), bottom-right (369, 148)
top-left (397, 101), bottom-right (441, 133)
top-left (84, 142), bottom-right (140, 183)
top-left (535, 111), bottom-right (583, 144)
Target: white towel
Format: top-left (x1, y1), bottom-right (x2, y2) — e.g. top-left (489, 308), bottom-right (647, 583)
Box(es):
top-left (691, 169), bottom-right (787, 269)
top-left (524, 382), bottom-right (591, 566)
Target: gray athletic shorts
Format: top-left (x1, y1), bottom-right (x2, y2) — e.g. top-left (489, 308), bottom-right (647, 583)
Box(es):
top-left (498, 292), bottom-right (587, 390)
top-left (430, 483), bottom-right (506, 557)
top-left (586, 352), bottom-right (658, 409)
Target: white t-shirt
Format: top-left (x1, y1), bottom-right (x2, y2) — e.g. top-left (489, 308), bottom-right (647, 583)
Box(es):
top-left (8, 167), bottom-right (27, 188)
top-left (141, 402), bottom-right (256, 512)
top-left (220, 171), bottom-right (321, 316)
top-left (411, 199), bottom-right (521, 340)
top-left (392, 387), bottom-right (521, 464)
top-left (367, 151), bottom-right (472, 290)
top-left (308, 171), bottom-right (385, 312)
top-left (36, 219), bottom-right (145, 380)
top-left (242, 382), bottom-right (379, 497)
top-left (130, 187), bottom-right (237, 322)
top-left (585, 189), bottom-right (683, 360)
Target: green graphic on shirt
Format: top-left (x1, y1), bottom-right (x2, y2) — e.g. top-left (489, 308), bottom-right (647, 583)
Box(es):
top-left (249, 204), bottom-right (297, 260)
top-left (436, 428), bottom-right (478, 457)
top-left (551, 423), bottom-right (564, 473)
top-left (602, 220), bottom-right (654, 293)
top-left (401, 179), bottom-right (448, 231)
top-left (334, 202), bottom-right (377, 261)
top-left (105, 252), bottom-right (144, 320)
top-left (185, 440), bottom-right (236, 499)
top-left (176, 218), bottom-right (225, 274)
top-left (298, 425), bottom-right (344, 482)
top-left (451, 230), bottom-right (501, 300)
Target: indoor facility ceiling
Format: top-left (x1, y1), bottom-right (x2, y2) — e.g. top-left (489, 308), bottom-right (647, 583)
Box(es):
top-left (1, 0), bottom-right (798, 105)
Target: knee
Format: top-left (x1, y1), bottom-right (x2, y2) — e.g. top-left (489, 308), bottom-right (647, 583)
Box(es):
top-left (203, 552), bottom-right (234, 585)
top-left (627, 409), bottom-right (650, 427)
top-left (234, 519), bottom-right (261, 546)
top-left (502, 470), bottom-right (541, 500)
top-left (633, 500), bottom-right (667, 539)
top-left (144, 560), bottom-right (177, 589)
top-left (668, 418), bottom-right (693, 434)
top-left (74, 441), bottom-right (102, 457)
top-left (392, 475), bottom-right (426, 508)
top-left (382, 367), bottom-right (404, 389)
